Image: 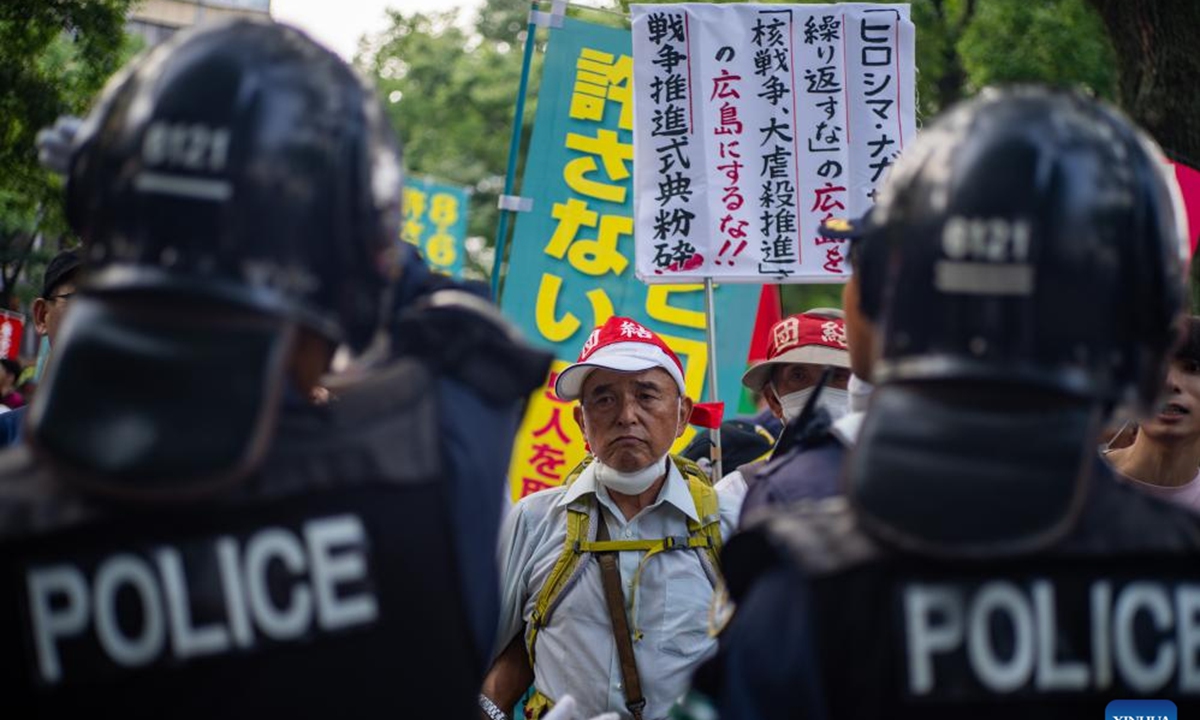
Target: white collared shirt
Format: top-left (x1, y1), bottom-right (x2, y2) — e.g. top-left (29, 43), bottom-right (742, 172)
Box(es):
top-left (496, 460), bottom-right (739, 720)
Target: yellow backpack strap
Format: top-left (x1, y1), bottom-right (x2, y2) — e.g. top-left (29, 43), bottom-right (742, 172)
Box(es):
top-left (681, 463), bottom-right (723, 580)
top-left (671, 452), bottom-right (726, 575)
top-left (562, 454), bottom-right (593, 487)
top-left (671, 454), bottom-right (715, 485)
top-left (584, 457), bottom-right (726, 641)
top-left (525, 454), bottom-right (723, 660)
top-left (524, 689), bottom-right (554, 720)
top-left (524, 454), bottom-right (600, 664)
top-left (526, 504), bottom-right (590, 665)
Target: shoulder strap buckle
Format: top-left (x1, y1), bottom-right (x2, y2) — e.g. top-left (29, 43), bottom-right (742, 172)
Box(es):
top-left (625, 698), bottom-right (647, 720)
top-left (662, 535), bottom-right (689, 550)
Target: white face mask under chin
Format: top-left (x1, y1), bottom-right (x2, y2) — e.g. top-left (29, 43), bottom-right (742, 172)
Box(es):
top-left (594, 455), bottom-right (668, 495)
top-left (775, 384), bottom-right (850, 424)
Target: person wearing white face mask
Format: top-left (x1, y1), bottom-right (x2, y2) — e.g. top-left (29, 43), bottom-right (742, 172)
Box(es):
top-left (482, 316), bottom-right (740, 720)
top-left (728, 220), bottom-right (885, 528)
top-left (751, 308), bottom-right (853, 425)
top-left (713, 309), bottom-right (854, 509)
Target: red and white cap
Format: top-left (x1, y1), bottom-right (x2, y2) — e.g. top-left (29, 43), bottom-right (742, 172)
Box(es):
top-left (740, 308), bottom-right (850, 391)
top-left (555, 316), bottom-right (686, 401)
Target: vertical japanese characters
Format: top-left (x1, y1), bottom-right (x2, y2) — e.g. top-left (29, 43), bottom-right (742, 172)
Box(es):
top-left (798, 10), bottom-right (848, 276)
top-left (523, 44), bottom-right (640, 498)
top-left (643, 11), bottom-right (703, 276)
top-left (402, 180), bottom-right (469, 277)
top-left (520, 377), bottom-right (577, 497)
top-left (631, 3), bottom-right (915, 283)
top-left (709, 46), bottom-right (749, 269)
top-left (536, 46), bottom-right (634, 343)
top-left (846, 8), bottom-right (912, 211)
top-left (753, 9), bottom-right (800, 279)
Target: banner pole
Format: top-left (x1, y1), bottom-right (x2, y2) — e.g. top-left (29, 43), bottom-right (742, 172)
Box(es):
top-left (704, 277), bottom-right (722, 481)
top-left (490, 1), bottom-right (540, 301)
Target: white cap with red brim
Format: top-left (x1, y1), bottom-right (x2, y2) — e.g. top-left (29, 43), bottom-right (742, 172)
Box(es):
top-left (741, 309), bottom-right (851, 392)
top-left (555, 316), bottom-right (686, 401)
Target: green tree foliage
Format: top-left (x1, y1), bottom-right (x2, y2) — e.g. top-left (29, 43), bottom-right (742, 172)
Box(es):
top-left (361, 0), bottom-right (540, 279)
top-left (1081, 1), bottom-right (1200, 313)
top-left (958, 0), bottom-right (1115, 100)
top-left (0, 0), bottom-right (138, 309)
top-left (907, 0), bottom-right (1111, 119)
top-left (475, 0), bottom-right (538, 43)
top-left (788, 0), bottom-right (1114, 313)
top-left (1086, 0), bottom-right (1200, 164)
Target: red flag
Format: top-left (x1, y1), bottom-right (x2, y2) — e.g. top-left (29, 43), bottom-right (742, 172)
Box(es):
top-left (747, 285), bottom-right (782, 363)
top-left (1171, 160), bottom-right (1200, 256)
top-left (689, 401), bottom-right (725, 429)
top-left (0, 311), bottom-right (25, 360)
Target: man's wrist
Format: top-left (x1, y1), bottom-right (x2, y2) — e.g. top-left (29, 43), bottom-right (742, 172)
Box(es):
top-left (479, 693), bottom-right (510, 720)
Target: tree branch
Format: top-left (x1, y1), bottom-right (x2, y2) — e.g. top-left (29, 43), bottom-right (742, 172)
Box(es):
top-left (956, 0), bottom-right (978, 36)
top-left (931, 0), bottom-right (946, 24)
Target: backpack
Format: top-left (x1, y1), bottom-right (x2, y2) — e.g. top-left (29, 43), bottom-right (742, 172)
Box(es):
top-left (524, 454), bottom-right (723, 666)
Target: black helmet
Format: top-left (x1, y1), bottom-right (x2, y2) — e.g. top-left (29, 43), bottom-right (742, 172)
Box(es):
top-left (862, 85), bottom-right (1187, 414)
top-left (30, 19), bottom-right (403, 499)
top-left (65, 17), bottom-right (404, 351)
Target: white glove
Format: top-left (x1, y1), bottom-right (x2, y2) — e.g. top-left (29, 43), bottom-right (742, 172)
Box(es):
top-left (35, 115), bottom-right (83, 176)
top-left (541, 694), bottom-right (621, 720)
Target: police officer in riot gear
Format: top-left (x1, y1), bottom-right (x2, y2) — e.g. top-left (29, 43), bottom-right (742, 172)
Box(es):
top-left (682, 86), bottom-right (1200, 719)
top-left (0, 19), bottom-right (551, 718)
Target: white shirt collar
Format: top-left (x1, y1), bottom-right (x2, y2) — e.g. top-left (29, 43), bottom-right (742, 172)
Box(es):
top-left (559, 457), bottom-right (700, 523)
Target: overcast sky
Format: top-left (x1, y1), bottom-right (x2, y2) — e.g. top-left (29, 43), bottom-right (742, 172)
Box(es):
top-left (270, 0), bottom-right (486, 60)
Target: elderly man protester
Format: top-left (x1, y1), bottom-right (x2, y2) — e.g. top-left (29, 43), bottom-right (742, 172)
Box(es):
top-left (481, 316), bottom-right (739, 720)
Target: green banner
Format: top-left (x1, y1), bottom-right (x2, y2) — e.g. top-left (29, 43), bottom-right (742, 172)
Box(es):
top-left (499, 17), bottom-right (761, 502)
top-left (403, 176), bottom-right (469, 277)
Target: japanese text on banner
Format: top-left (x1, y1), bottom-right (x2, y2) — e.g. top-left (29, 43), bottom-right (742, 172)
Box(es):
top-left (402, 177), bottom-right (469, 277)
top-left (631, 2), bottom-right (915, 283)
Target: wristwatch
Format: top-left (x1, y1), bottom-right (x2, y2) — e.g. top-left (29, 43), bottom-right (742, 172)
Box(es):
top-left (479, 693), bottom-right (510, 720)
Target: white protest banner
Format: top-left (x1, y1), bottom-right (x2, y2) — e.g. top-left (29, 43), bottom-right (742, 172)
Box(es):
top-left (631, 3), bottom-right (915, 284)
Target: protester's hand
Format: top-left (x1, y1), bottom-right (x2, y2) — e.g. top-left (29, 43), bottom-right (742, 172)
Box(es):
top-left (541, 695), bottom-right (620, 720)
top-left (35, 115), bottom-right (83, 176)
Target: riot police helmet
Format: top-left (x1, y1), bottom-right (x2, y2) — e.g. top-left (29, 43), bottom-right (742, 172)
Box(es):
top-left (65, 17), bottom-right (404, 352)
top-left (861, 85), bottom-right (1187, 415)
top-left (844, 86), bottom-right (1189, 556)
top-left (30, 19), bottom-right (404, 498)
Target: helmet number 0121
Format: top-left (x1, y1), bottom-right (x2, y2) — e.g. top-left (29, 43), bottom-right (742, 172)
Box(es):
top-left (141, 121), bottom-right (231, 173)
top-left (941, 216), bottom-right (1032, 264)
